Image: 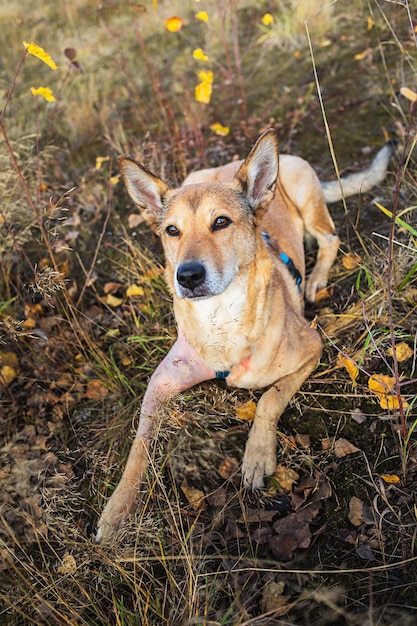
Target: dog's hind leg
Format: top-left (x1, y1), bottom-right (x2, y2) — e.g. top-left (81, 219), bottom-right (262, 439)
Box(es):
top-left (301, 195), bottom-right (340, 303)
top-left (96, 330), bottom-right (215, 542)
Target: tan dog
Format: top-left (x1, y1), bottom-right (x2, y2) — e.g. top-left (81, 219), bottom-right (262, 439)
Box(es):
top-left (96, 130), bottom-right (392, 541)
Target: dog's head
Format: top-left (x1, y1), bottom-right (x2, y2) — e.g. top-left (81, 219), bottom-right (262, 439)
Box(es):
top-left (119, 129), bottom-right (279, 300)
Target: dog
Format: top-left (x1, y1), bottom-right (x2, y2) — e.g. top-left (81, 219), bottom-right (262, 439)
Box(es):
top-left (95, 129), bottom-right (392, 541)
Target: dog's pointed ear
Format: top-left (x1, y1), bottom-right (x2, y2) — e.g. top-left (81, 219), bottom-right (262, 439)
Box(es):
top-left (234, 129), bottom-right (279, 221)
top-left (118, 156), bottom-right (170, 234)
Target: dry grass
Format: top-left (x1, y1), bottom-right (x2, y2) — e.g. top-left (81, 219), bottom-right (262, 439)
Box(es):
top-left (0, 0), bottom-right (416, 624)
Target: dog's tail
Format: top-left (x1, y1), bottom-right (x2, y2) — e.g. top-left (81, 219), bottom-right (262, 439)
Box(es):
top-left (321, 140), bottom-right (395, 204)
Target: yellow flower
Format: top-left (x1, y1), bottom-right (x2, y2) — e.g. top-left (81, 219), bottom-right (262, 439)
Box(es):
top-left (196, 10), bottom-right (208, 22)
top-left (195, 81), bottom-right (212, 104)
top-left (193, 48), bottom-right (209, 62)
top-left (261, 13), bottom-right (274, 26)
top-left (210, 122), bottom-right (230, 136)
top-left (23, 41), bottom-right (58, 70)
top-left (30, 86), bottom-right (57, 102)
top-left (166, 16), bottom-right (182, 32)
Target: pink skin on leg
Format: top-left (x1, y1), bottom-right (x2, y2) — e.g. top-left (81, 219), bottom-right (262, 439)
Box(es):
top-left (95, 328), bottom-right (215, 542)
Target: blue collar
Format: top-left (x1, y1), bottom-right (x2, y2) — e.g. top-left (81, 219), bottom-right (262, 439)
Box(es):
top-left (262, 231), bottom-right (302, 292)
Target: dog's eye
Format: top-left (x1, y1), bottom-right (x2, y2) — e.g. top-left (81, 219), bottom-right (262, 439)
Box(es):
top-left (166, 225), bottom-right (180, 237)
top-left (212, 216), bottom-right (232, 231)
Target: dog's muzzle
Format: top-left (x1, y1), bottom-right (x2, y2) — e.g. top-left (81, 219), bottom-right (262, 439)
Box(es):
top-left (176, 262), bottom-right (206, 296)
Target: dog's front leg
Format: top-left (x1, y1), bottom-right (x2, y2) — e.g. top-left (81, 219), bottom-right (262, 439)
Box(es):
top-left (95, 330), bottom-right (215, 542)
top-left (242, 352), bottom-right (321, 489)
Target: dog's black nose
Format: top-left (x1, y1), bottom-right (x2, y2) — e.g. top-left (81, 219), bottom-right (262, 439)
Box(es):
top-left (177, 262), bottom-right (206, 292)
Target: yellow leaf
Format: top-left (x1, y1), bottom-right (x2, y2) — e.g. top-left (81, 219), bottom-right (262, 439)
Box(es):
top-left (379, 395), bottom-right (409, 411)
top-left (166, 16), bottom-right (182, 32)
top-left (366, 17), bottom-right (374, 31)
top-left (338, 353), bottom-right (359, 385)
top-left (95, 156), bottom-right (110, 169)
top-left (30, 86), bottom-right (57, 102)
top-left (23, 41), bottom-right (58, 70)
top-left (269, 464), bottom-right (299, 492)
top-left (380, 473), bottom-right (401, 485)
top-left (388, 342), bottom-right (413, 363)
top-left (181, 479), bottom-right (207, 511)
top-left (195, 81), bottom-right (212, 104)
top-left (110, 175), bottom-right (120, 185)
top-left (193, 48), bottom-right (209, 62)
top-left (235, 400), bottom-right (257, 422)
top-left (368, 374), bottom-right (409, 411)
top-left (197, 70), bottom-right (213, 85)
top-left (368, 374), bottom-right (396, 397)
top-left (210, 122), bottom-right (230, 136)
top-left (196, 10), bottom-right (208, 22)
top-left (354, 48), bottom-right (371, 61)
top-left (1, 365), bottom-right (18, 385)
top-left (400, 87), bottom-right (417, 103)
top-left (106, 294), bottom-right (123, 307)
top-left (342, 252), bottom-right (361, 270)
top-left (126, 284), bottom-right (144, 297)
top-left (261, 13), bottom-right (274, 26)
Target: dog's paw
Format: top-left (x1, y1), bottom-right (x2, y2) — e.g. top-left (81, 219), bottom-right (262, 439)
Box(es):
top-left (305, 271), bottom-right (326, 303)
top-left (241, 431), bottom-right (277, 489)
top-left (95, 486), bottom-right (137, 543)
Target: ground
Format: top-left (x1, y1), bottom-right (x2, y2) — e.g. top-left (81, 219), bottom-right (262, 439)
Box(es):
top-left (0, 1), bottom-right (416, 624)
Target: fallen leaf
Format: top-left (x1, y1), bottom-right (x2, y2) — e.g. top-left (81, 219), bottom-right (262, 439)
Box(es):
top-left (0, 365), bottom-right (18, 385)
top-left (103, 281), bottom-right (122, 294)
top-left (206, 488), bottom-right (227, 507)
top-left (218, 456), bottom-right (239, 479)
top-left (351, 407), bottom-right (367, 424)
top-left (57, 552), bottom-right (77, 575)
top-left (268, 464), bottom-right (299, 493)
top-left (388, 342), bottom-right (413, 363)
top-left (354, 48), bottom-right (371, 61)
top-left (348, 496), bottom-right (364, 526)
top-left (379, 395), bottom-right (409, 410)
top-left (106, 294), bottom-right (123, 307)
top-left (338, 353), bottom-right (359, 385)
top-left (342, 252), bottom-right (361, 270)
top-left (322, 437), bottom-right (361, 457)
top-left (400, 86), bottom-right (417, 102)
top-left (368, 374), bottom-right (409, 410)
top-left (235, 400), bottom-right (256, 422)
top-left (84, 379), bottom-right (109, 401)
top-left (379, 473), bottom-right (401, 484)
top-left (210, 122), bottom-right (230, 136)
top-left (126, 284), bottom-right (144, 297)
top-left (260, 581), bottom-right (291, 616)
top-left (334, 438), bottom-right (361, 457)
top-left (180, 479), bottom-right (207, 511)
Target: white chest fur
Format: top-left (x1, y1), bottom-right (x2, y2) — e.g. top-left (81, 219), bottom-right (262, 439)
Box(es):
top-left (181, 280), bottom-right (250, 370)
